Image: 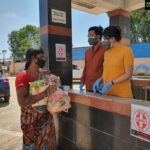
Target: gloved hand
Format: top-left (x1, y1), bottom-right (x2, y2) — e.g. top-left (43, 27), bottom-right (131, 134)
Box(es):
top-left (92, 79), bottom-right (102, 93)
top-left (99, 81), bottom-right (113, 94)
top-left (79, 83), bottom-right (84, 91)
top-left (98, 83), bottom-right (104, 91)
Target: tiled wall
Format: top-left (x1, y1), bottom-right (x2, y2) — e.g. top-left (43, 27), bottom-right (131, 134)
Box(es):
top-left (57, 102), bottom-right (150, 150)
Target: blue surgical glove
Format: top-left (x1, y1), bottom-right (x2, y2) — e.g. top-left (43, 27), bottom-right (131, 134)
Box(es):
top-left (79, 83), bottom-right (84, 91)
top-left (98, 83), bottom-right (104, 91)
top-left (92, 79), bottom-right (102, 93)
top-left (99, 81), bottom-right (113, 94)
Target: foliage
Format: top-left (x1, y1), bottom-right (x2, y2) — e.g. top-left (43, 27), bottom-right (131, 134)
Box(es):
top-left (131, 8), bottom-right (150, 43)
top-left (8, 25), bottom-right (40, 57)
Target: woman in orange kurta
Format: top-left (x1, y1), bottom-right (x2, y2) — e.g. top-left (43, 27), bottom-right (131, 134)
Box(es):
top-left (93, 26), bottom-right (134, 98)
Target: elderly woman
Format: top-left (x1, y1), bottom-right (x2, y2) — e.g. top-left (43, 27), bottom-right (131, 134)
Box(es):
top-left (93, 26), bottom-right (134, 98)
top-left (15, 47), bottom-right (57, 150)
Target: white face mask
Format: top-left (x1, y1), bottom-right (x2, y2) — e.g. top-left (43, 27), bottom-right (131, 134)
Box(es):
top-left (101, 40), bottom-right (111, 49)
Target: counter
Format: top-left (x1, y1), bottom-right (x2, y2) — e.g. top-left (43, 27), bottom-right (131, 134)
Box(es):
top-left (57, 90), bottom-right (150, 150)
top-left (131, 78), bottom-right (150, 100)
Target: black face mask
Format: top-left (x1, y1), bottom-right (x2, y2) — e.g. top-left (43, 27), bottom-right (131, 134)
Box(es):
top-left (36, 58), bottom-right (46, 68)
top-left (88, 37), bottom-right (98, 45)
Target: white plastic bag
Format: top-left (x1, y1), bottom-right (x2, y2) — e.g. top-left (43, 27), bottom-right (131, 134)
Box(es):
top-left (47, 88), bottom-right (71, 113)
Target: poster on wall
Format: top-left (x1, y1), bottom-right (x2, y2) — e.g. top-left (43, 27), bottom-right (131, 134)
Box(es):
top-left (51, 9), bottom-right (66, 24)
top-left (131, 104), bottom-right (150, 142)
top-left (55, 44), bottom-right (66, 61)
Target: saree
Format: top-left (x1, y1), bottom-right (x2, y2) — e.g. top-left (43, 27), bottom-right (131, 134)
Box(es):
top-left (15, 71), bottom-right (56, 150)
top-left (21, 106), bottom-right (56, 150)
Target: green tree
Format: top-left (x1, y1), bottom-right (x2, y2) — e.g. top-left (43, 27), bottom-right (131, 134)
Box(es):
top-left (131, 8), bottom-right (150, 44)
top-left (8, 25), bottom-right (40, 57)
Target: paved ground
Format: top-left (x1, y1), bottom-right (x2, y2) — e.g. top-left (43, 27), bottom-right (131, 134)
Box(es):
top-left (0, 77), bottom-right (22, 150)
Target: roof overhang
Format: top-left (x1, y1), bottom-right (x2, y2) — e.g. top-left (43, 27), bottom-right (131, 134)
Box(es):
top-left (72, 0), bottom-right (145, 14)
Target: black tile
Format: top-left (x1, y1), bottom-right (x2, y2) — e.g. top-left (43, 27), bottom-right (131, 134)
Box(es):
top-left (90, 107), bottom-right (124, 136)
top-left (91, 128), bottom-right (110, 150)
top-left (90, 106), bottom-right (136, 143)
top-left (58, 136), bottom-right (76, 150)
top-left (110, 136), bottom-right (136, 150)
top-left (61, 103), bottom-right (136, 148)
top-left (119, 115), bottom-right (136, 143)
top-left (75, 103), bottom-right (91, 126)
top-left (59, 115), bottom-right (73, 141)
top-left (136, 146), bottom-right (150, 150)
top-left (48, 36), bottom-right (72, 85)
top-left (62, 102), bottom-right (91, 126)
top-left (74, 122), bottom-right (110, 150)
top-left (74, 122), bottom-right (92, 150)
top-left (137, 139), bottom-right (150, 150)
top-left (90, 107), bottom-right (115, 134)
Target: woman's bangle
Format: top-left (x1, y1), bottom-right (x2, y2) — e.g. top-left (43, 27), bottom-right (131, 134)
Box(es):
top-left (112, 80), bottom-right (114, 85)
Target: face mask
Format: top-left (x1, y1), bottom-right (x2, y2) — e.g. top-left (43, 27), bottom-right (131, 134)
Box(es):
top-left (88, 37), bottom-right (98, 45)
top-left (101, 40), bottom-right (111, 49)
top-left (36, 58), bottom-right (46, 68)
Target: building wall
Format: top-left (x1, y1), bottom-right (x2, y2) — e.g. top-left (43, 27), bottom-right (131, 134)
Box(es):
top-left (9, 61), bottom-right (25, 74)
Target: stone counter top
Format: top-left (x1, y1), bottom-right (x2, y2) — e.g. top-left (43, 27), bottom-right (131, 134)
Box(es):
top-left (67, 90), bottom-right (150, 117)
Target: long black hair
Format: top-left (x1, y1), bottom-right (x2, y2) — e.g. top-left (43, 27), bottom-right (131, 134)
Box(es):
top-left (103, 26), bottom-right (121, 41)
top-left (24, 47), bottom-right (44, 70)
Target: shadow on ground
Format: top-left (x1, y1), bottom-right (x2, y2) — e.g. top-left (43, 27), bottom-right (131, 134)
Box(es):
top-left (0, 98), bottom-right (9, 108)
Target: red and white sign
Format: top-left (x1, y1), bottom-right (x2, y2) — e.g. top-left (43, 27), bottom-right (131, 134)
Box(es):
top-left (55, 44), bottom-right (66, 61)
top-left (134, 110), bottom-right (149, 132)
top-left (131, 104), bottom-right (150, 142)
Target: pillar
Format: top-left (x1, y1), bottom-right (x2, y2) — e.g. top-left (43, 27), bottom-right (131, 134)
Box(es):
top-left (109, 9), bottom-right (130, 46)
top-left (39, 0), bottom-right (72, 86)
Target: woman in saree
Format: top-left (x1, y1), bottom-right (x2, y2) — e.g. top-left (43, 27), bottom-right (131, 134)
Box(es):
top-left (15, 47), bottom-right (57, 150)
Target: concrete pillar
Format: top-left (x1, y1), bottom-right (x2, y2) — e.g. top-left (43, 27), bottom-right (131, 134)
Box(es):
top-left (39, 0), bottom-right (72, 86)
top-left (109, 9), bottom-right (130, 46)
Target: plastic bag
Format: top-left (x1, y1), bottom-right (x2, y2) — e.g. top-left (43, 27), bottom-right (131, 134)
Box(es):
top-left (46, 74), bottom-right (61, 86)
top-left (29, 79), bottom-right (48, 107)
top-left (47, 88), bottom-right (71, 114)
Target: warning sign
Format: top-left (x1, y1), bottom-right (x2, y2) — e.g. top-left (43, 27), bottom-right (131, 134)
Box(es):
top-left (131, 104), bottom-right (150, 142)
top-left (52, 9), bottom-right (66, 24)
top-left (55, 44), bottom-right (66, 61)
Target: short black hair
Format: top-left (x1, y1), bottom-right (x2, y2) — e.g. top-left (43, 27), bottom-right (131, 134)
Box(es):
top-left (88, 26), bottom-right (103, 40)
top-left (103, 26), bottom-right (121, 41)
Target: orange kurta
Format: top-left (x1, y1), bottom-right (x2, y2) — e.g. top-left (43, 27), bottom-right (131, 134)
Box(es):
top-left (80, 44), bottom-right (105, 90)
top-left (102, 44), bottom-right (134, 98)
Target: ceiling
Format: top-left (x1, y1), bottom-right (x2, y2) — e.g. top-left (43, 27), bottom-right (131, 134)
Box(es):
top-left (72, 0), bottom-right (145, 14)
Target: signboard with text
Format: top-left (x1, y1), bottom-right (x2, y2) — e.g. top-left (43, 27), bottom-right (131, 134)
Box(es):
top-left (51, 9), bottom-right (66, 24)
top-left (131, 104), bottom-right (150, 142)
